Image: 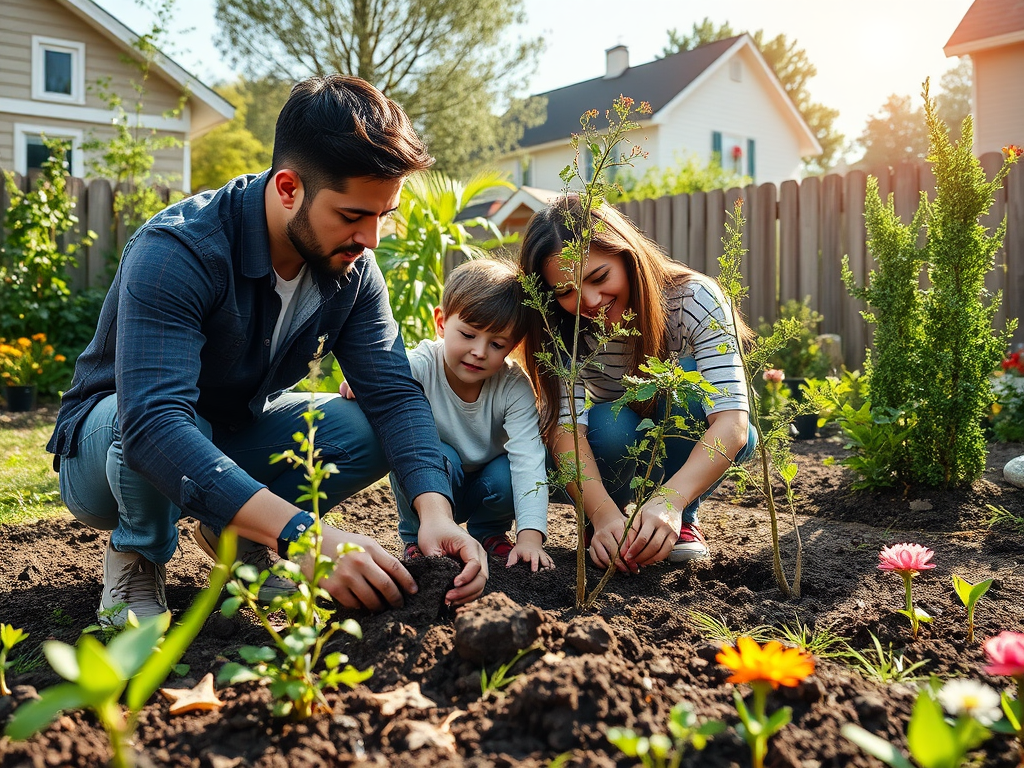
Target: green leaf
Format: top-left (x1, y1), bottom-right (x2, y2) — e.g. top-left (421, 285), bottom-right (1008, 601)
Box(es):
top-left (635, 418), bottom-right (656, 432)
top-left (235, 564), bottom-right (260, 583)
top-left (107, 612), bottom-right (170, 679)
top-left (220, 596), bottom-right (243, 617)
top-left (763, 706), bottom-right (792, 736)
top-left (217, 662), bottom-right (262, 685)
top-left (606, 728), bottom-right (640, 756)
top-left (74, 635), bottom-right (124, 697)
top-left (841, 724), bottom-right (915, 768)
top-left (780, 462), bottom-right (798, 484)
top-left (42, 641), bottom-right (79, 682)
top-left (340, 618), bottom-right (363, 639)
top-left (906, 691), bottom-right (956, 768)
top-left (1002, 691), bottom-right (1022, 731)
top-left (4, 683), bottom-right (89, 741)
top-left (239, 645), bottom-right (277, 664)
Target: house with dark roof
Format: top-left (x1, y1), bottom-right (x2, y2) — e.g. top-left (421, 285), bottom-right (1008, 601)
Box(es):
top-left (944, 0), bottom-right (1024, 154)
top-left (496, 34), bottom-right (821, 200)
top-left (0, 0), bottom-right (233, 191)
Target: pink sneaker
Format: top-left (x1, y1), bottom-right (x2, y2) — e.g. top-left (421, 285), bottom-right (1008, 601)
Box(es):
top-left (669, 523), bottom-right (709, 562)
top-left (481, 533), bottom-right (515, 559)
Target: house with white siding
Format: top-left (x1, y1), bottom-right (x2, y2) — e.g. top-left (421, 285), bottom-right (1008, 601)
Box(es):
top-left (0, 0), bottom-right (233, 192)
top-left (944, 0), bottom-right (1024, 154)
top-left (496, 34), bottom-right (821, 195)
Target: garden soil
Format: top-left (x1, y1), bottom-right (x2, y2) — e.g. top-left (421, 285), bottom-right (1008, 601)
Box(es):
top-left (1, 408), bottom-right (1023, 767)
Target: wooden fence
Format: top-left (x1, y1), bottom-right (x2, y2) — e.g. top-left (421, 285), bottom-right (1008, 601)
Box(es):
top-left (4, 155), bottom-right (1022, 369)
top-left (620, 152), bottom-right (1024, 368)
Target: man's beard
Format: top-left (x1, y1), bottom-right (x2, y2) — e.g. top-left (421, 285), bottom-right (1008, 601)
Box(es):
top-left (285, 199), bottom-right (365, 280)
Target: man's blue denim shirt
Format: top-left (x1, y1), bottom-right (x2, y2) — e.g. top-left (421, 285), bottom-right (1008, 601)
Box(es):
top-left (48, 172), bottom-right (452, 530)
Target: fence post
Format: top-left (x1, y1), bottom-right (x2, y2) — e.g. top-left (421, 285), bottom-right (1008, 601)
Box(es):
top-left (820, 174), bottom-right (843, 338)
top-left (844, 170), bottom-right (868, 369)
top-left (654, 194), bottom-right (672, 255)
top-left (747, 182), bottom-right (777, 327)
top-left (1007, 161), bottom-right (1024, 349)
top-left (688, 191), bottom-right (707, 274)
top-left (778, 179), bottom-right (799, 306)
top-left (86, 179), bottom-right (114, 288)
top-left (705, 189), bottom-right (726, 278)
top-left (798, 176), bottom-right (820, 314)
top-left (64, 176), bottom-right (88, 292)
top-left (638, 198), bottom-right (656, 239)
top-left (670, 193), bottom-right (689, 266)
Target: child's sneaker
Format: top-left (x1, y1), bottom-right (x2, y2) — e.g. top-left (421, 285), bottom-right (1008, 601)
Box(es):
top-left (404, 542), bottom-right (423, 560)
top-left (481, 533), bottom-right (515, 559)
top-left (668, 523), bottom-right (709, 562)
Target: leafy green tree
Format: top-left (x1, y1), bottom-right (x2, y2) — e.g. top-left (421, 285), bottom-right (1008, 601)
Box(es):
top-left (660, 19), bottom-right (843, 172)
top-left (212, 0), bottom-right (545, 177)
top-left (191, 81), bottom-right (271, 191)
top-left (855, 94), bottom-right (929, 169)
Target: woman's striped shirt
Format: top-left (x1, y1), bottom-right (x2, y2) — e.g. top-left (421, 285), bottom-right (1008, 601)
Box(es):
top-left (558, 275), bottom-right (750, 428)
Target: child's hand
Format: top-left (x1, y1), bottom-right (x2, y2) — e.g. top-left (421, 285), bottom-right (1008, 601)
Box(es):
top-left (338, 380), bottom-right (356, 399)
top-left (507, 530), bottom-right (555, 572)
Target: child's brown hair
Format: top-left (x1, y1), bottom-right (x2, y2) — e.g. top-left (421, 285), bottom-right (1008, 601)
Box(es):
top-left (441, 257), bottom-right (529, 343)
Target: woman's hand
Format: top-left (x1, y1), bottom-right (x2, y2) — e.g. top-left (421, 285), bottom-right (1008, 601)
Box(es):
top-left (624, 492), bottom-right (684, 566)
top-left (588, 504), bottom-right (638, 573)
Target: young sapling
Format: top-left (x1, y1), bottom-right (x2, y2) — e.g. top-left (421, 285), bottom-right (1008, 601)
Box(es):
top-left (0, 624), bottom-right (29, 696)
top-left (952, 574), bottom-right (993, 644)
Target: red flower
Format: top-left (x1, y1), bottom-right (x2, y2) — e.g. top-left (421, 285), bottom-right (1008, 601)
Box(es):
top-left (732, 145), bottom-right (743, 160)
top-left (983, 631), bottom-right (1024, 677)
top-left (1003, 144), bottom-right (1023, 158)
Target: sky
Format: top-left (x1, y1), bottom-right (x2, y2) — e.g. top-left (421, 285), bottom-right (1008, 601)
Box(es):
top-left (93, 0), bottom-right (976, 154)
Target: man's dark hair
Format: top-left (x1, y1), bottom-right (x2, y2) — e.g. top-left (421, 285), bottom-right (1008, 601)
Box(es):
top-left (272, 75), bottom-right (433, 197)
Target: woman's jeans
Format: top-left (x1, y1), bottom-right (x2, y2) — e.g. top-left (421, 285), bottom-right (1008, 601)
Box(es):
top-left (581, 358), bottom-right (757, 525)
top-left (392, 442), bottom-right (514, 545)
top-left (58, 392), bottom-right (390, 564)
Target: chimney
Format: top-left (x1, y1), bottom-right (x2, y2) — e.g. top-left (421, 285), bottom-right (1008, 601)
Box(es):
top-left (604, 45), bottom-right (629, 79)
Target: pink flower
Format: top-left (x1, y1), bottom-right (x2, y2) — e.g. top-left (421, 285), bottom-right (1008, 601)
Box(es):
top-left (877, 543), bottom-right (936, 575)
top-left (984, 631), bottom-right (1024, 677)
top-left (762, 368), bottom-right (784, 384)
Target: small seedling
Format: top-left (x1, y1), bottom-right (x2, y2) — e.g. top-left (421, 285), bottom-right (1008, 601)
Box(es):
top-left (607, 701), bottom-right (723, 768)
top-left (986, 504), bottom-right (1024, 535)
top-left (687, 610), bottom-right (770, 645)
top-left (1, 624), bottom-right (29, 696)
top-left (842, 632), bottom-right (929, 684)
top-left (219, 378), bottom-right (373, 720)
top-left (774, 615), bottom-right (847, 659)
top-left (5, 532), bottom-right (236, 768)
top-left (843, 680), bottom-right (994, 768)
top-left (480, 644), bottom-right (542, 700)
top-left (952, 575), bottom-right (993, 644)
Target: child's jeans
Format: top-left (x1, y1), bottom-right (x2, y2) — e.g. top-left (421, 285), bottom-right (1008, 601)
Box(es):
top-left (574, 357), bottom-right (757, 525)
top-left (393, 442), bottom-right (514, 544)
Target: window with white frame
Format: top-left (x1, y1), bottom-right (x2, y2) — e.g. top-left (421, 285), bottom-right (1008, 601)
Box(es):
top-left (518, 156), bottom-right (534, 187)
top-left (14, 124), bottom-right (85, 177)
top-left (32, 36), bottom-right (86, 104)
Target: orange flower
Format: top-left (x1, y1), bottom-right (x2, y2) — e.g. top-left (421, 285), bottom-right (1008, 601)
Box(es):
top-left (31, 333), bottom-right (46, 342)
top-left (17, 337), bottom-right (31, 348)
top-left (716, 636), bottom-right (814, 689)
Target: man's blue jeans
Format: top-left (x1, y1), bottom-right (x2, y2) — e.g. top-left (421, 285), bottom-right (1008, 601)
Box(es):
top-left (581, 358), bottom-right (757, 525)
top-left (58, 392), bottom-right (389, 563)
top-left (392, 442), bottom-right (514, 545)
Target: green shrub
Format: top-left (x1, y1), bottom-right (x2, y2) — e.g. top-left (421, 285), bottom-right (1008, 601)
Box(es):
top-left (840, 80), bottom-right (1018, 488)
top-left (611, 152), bottom-right (749, 203)
top-left (756, 299), bottom-right (834, 380)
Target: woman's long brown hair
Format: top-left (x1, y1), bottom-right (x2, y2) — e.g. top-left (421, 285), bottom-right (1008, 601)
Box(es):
top-left (518, 195), bottom-right (750, 443)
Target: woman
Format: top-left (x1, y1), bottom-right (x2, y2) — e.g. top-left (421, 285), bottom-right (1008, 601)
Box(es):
top-left (518, 196), bottom-right (757, 572)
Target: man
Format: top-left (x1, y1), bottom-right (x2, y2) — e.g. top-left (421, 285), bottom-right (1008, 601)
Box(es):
top-left (47, 75), bottom-right (488, 624)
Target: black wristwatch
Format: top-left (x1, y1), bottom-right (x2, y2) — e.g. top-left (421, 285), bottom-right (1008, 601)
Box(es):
top-left (277, 511), bottom-right (315, 558)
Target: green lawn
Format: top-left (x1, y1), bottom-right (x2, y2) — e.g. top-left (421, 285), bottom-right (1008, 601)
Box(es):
top-left (0, 414), bottom-right (64, 525)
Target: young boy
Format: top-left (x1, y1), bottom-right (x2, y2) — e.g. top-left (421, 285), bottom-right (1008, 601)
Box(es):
top-left (341, 258), bottom-right (553, 571)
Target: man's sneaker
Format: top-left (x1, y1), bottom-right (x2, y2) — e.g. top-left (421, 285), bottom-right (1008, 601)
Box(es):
top-left (668, 523), bottom-right (710, 562)
top-left (481, 533), bottom-right (515, 559)
top-left (99, 540), bottom-right (169, 625)
top-left (193, 521), bottom-right (297, 602)
top-left (404, 542), bottom-right (423, 560)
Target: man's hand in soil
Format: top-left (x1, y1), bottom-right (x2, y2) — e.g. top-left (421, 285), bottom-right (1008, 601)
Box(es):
top-left (229, 488), bottom-right (416, 611)
top-left (625, 492), bottom-right (683, 566)
top-left (414, 492), bottom-right (488, 605)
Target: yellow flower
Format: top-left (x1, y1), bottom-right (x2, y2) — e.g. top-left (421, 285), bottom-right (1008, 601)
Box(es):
top-left (993, 403), bottom-right (1003, 415)
top-left (17, 337), bottom-right (31, 348)
top-left (716, 637), bottom-right (814, 689)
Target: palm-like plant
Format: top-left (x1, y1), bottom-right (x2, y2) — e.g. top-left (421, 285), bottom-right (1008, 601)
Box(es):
top-left (375, 170), bottom-right (516, 344)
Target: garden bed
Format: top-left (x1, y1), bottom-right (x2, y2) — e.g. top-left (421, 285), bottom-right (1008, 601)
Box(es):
top-left (1, 431), bottom-right (1023, 767)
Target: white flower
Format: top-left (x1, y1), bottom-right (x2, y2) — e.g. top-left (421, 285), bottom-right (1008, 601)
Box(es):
top-left (937, 679), bottom-right (1002, 725)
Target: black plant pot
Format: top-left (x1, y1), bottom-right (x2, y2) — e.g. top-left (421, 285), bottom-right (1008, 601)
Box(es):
top-left (782, 377), bottom-right (818, 440)
top-left (4, 385), bottom-right (37, 412)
